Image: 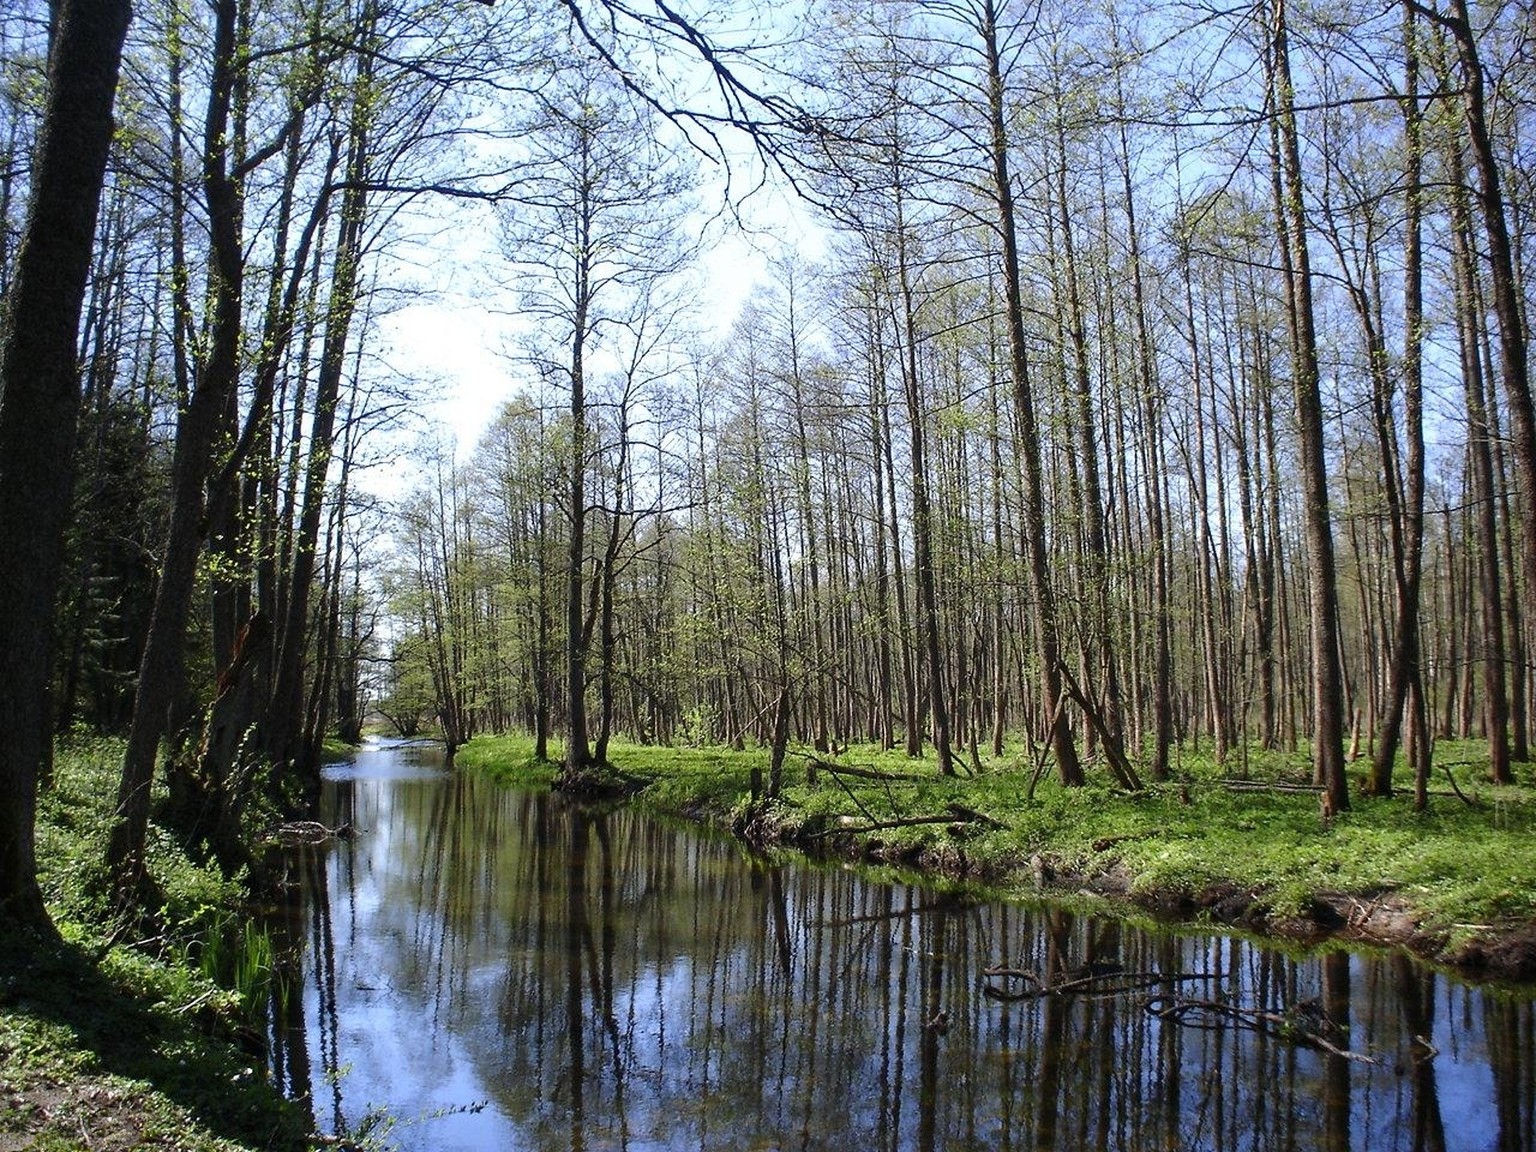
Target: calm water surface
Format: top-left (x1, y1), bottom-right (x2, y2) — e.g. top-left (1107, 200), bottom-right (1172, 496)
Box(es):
top-left (267, 738), bottom-right (1536, 1151)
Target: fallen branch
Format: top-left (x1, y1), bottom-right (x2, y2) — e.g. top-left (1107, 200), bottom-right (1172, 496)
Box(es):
top-left (946, 802), bottom-right (1006, 829)
top-left (807, 804), bottom-right (1003, 840)
top-left (1441, 764), bottom-right (1478, 807)
top-left (807, 758), bottom-right (931, 783)
top-left (824, 763), bottom-right (882, 825)
top-left (807, 813), bottom-right (960, 838)
top-left (1056, 659), bottom-right (1143, 791)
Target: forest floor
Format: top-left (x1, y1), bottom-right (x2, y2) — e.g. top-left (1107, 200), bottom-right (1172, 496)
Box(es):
top-left (459, 733), bottom-right (1536, 984)
top-left (1, 739), bottom-right (317, 1151)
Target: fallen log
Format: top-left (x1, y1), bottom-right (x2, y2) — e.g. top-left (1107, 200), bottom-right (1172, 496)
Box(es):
top-left (805, 757), bottom-right (931, 783)
top-left (271, 820), bottom-right (355, 845)
top-left (807, 804), bottom-right (1004, 840)
top-left (1221, 779), bottom-right (1324, 794)
top-left (807, 813), bottom-right (961, 839)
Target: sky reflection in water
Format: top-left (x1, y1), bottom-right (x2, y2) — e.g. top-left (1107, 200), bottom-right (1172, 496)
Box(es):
top-left (267, 741), bottom-right (1534, 1151)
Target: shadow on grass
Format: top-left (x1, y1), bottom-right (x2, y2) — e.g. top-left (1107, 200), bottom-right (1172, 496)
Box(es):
top-left (0, 919), bottom-right (312, 1150)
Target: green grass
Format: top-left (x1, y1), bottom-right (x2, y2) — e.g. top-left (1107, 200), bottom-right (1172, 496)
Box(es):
top-left (453, 733), bottom-right (558, 787)
top-left (459, 731), bottom-right (1536, 958)
top-left (319, 735), bottom-right (360, 763)
top-left (2, 738), bottom-right (312, 1151)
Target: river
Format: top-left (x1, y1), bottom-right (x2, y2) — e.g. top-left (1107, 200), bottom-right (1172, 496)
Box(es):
top-left (265, 737), bottom-right (1534, 1151)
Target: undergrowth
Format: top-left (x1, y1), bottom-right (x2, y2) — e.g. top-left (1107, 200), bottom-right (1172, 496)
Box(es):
top-left (2, 736), bottom-right (312, 1151)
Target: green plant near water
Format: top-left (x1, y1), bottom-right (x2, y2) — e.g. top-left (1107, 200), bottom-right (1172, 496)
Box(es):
top-left (177, 908), bottom-right (278, 1021)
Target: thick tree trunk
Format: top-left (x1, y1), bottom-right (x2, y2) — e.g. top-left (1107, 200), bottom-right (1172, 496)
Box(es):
top-left (0, 0), bottom-right (131, 930)
top-left (266, 86), bottom-right (371, 782)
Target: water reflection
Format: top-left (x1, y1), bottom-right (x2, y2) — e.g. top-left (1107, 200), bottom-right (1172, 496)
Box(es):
top-left (270, 742), bottom-right (1536, 1151)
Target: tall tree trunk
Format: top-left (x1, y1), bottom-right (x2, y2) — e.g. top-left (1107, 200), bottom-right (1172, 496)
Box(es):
top-left (1053, 111), bottom-right (1123, 750)
top-left (1112, 63), bottom-right (1172, 779)
top-left (1370, 0), bottom-right (1429, 795)
top-left (1270, 0), bottom-right (1349, 811)
top-left (988, 346), bottom-right (1010, 758)
top-left (1449, 162), bottom-right (1513, 783)
top-left (188, 85), bottom-right (335, 838)
top-left (1178, 235), bottom-right (1230, 765)
top-left (1442, 0), bottom-right (1536, 704)
top-left (109, 0), bottom-right (249, 906)
top-left (563, 165), bottom-right (595, 776)
top-left (783, 274), bottom-right (832, 753)
top-left (534, 459), bottom-right (553, 759)
top-left (981, 0), bottom-right (1082, 785)
top-left (876, 315), bottom-right (919, 758)
top-left (265, 37), bottom-right (374, 783)
top-left (594, 406), bottom-right (633, 766)
top-left (867, 305), bottom-right (896, 750)
top-left (0, 0), bottom-right (131, 930)
top-left (891, 200), bottom-right (954, 777)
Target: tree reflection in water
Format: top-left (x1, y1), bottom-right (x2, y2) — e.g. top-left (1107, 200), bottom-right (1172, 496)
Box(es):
top-left (270, 744), bottom-right (1536, 1151)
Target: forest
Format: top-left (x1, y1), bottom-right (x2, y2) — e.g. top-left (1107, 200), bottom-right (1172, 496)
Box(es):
top-left (0, 0), bottom-right (1533, 937)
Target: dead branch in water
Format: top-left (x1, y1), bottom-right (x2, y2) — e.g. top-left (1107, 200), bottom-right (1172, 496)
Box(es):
top-left (1145, 995), bottom-right (1379, 1064)
top-left (982, 966), bottom-right (1216, 1001)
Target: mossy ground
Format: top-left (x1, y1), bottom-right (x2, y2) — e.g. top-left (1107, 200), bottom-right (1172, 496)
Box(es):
top-left (460, 731), bottom-right (1536, 977)
top-left (2, 738), bottom-right (313, 1151)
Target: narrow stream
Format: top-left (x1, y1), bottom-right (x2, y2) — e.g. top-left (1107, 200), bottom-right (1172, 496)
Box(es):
top-left (267, 738), bottom-right (1535, 1151)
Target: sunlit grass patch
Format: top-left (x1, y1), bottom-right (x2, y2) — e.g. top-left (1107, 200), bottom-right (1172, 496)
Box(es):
top-left (455, 732), bottom-right (558, 787)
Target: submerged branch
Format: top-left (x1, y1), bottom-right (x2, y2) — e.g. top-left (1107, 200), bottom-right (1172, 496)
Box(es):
top-left (982, 967), bottom-right (1217, 1002)
top-left (1146, 995), bottom-right (1379, 1064)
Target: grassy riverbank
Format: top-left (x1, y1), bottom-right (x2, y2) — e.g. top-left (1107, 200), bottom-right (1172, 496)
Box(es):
top-left (1, 738), bottom-right (312, 1151)
top-left (458, 733), bottom-right (1536, 980)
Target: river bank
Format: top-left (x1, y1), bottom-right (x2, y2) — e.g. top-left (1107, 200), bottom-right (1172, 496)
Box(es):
top-left (458, 733), bottom-right (1536, 982)
top-left (0, 739), bottom-right (313, 1151)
